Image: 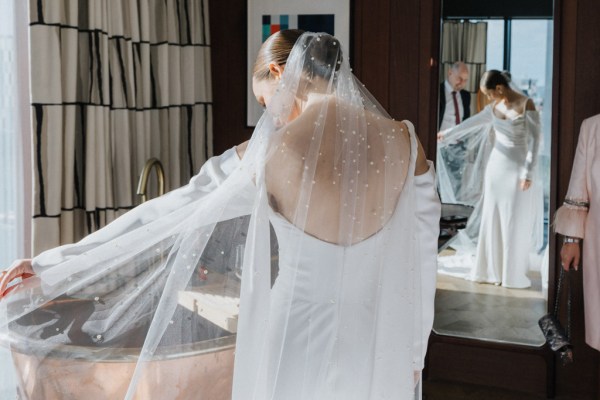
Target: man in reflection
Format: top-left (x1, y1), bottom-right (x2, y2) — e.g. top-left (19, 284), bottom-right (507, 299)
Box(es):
top-left (439, 61), bottom-right (471, 130)
top-left (437, 62), bottom-right (472, 210)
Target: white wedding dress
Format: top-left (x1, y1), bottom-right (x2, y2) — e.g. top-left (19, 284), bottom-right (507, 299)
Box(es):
top-left (259, 165), bottom-right (439, 399)
top-left (438, 104), bottom-right (543, 288)
top-left (232, 122), bottom-right (440, 400)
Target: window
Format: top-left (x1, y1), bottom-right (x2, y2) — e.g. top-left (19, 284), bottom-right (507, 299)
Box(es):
top-left (510, 20), bottom-right (553, 111)
top-left (485, 20), bottom-right (504, 71)
top-left (0, 0), bottom-right (30, 267)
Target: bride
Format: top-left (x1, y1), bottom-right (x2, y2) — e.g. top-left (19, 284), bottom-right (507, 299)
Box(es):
top-left (438, 70), bottom-right (543, 288)
top-left (0, 30), bottom-right (440, 399)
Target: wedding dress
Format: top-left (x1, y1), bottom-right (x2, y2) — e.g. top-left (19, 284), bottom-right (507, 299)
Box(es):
top-left (0, 32), bottom-right (439, 399)
top-left (437, 104), bottom-right (543, 288)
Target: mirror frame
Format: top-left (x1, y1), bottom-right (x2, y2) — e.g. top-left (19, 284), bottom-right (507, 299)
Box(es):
top-left (433, 16), bottom-right (553, 346)
top-left (424, 0), bottom-right (558, 397)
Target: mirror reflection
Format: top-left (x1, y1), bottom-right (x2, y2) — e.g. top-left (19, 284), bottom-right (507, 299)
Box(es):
top-left (434, 12), bottom-right (553, 345)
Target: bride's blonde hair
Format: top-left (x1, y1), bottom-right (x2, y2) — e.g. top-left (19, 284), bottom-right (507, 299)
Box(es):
top-left (252, 29), bottom-right (304, 80)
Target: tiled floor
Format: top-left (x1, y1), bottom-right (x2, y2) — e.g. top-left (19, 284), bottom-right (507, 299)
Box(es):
top-left (434, 273), bottom-right (547, 346)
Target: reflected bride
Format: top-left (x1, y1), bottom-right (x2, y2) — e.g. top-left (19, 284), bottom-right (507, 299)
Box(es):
top-left (437, 70), bottom-right (544, 289)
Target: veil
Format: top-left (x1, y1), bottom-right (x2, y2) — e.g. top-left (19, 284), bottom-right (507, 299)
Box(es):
top-left (436, 105), bottom-right (495, 240)
top-left (0, 32), bottom-right (435, 399)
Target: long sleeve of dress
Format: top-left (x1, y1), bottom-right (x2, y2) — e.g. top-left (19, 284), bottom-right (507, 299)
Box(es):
top-left (32, 147), bottom-right (242, 272)
top-left (520, 111), bottom-right (542, 181)
top-left (413, 161), bottom-right (441, 370)
top-left (554, 119), bottom-right (591, 239)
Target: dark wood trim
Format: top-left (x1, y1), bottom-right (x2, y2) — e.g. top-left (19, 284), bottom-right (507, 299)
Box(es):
top-left (426, 333), bottom-right (552, 395)
top-left (443, 0), bottom-right (553, 19)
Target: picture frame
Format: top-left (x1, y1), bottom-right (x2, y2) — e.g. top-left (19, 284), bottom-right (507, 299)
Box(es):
top-left (247, 0), bottom-right (350, 127)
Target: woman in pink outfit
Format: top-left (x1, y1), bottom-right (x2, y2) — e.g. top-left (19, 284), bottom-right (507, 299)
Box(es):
top-left (554, 113), bottom-right (600, 351)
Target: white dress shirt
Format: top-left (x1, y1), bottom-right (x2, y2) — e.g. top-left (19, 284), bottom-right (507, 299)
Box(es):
top-left (440, 79), bottom-right (465, 131)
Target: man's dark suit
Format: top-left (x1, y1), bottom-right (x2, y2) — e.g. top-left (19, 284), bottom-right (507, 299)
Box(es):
top-left (439, 82), bottom-right (471, 129)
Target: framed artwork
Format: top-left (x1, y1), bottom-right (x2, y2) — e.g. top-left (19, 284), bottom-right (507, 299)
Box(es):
top-left (247, 0), bottom-right (350, 126)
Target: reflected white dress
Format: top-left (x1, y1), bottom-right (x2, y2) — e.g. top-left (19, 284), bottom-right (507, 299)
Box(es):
top-left (437, 105), bottom-right (543, 288)
top-left (472, 109), bottom-right (543, 288)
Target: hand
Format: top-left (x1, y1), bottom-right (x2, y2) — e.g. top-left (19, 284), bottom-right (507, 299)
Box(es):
top-left (519, 179), bottom-right (532, 191)
top-left (437, 131), bottom-right (444, 142)
top-left (560, 243), bottom-right (581, 271)
top-left (0, 259), bottom-right (35, 299)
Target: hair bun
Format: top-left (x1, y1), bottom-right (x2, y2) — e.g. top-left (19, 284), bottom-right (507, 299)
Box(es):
top-left (303, 33), bottom-right (343, 78)
top-left (501, 70), bottom-right (512, 82)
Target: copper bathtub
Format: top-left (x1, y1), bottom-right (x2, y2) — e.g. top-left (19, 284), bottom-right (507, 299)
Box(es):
top-left (3, 298), bottom-right (236, 400)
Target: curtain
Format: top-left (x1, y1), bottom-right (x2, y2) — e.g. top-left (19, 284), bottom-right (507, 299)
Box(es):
top-left (440, 20), bottom-right (487, 116)
top-left (0, 0), bottom-right (31, 268)
top-left (29, 0), bottom-right (213, 255)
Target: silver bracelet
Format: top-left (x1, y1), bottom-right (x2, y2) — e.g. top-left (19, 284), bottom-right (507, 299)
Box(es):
top-left (563, 236), bottom-right (581, 244)
top-left (564, 198), bottom-right (589, 209)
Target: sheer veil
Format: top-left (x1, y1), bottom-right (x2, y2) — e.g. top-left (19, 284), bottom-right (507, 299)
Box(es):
top-left (0, 32), bottom-right (431, 399)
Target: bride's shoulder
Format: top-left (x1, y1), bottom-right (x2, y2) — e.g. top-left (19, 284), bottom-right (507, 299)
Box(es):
top-left (390, 120), bottom-right (428, 176)
top-left (514, 95), bottom-right (535, 113)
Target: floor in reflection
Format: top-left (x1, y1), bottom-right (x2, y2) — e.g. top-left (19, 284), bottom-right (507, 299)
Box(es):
top-left (433, 272), bottom-right (546, 346)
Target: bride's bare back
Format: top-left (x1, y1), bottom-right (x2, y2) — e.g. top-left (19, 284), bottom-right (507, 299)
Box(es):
top-left (264, 97), bottom-right (418, 245)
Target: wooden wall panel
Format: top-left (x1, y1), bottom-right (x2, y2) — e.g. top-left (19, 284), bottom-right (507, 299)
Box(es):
top-left (208, 1), bottom-right (254, 155)
top-left (353, 0), bottom-right (391, 110)
top-left (389, 0), bottom-right (421, 123)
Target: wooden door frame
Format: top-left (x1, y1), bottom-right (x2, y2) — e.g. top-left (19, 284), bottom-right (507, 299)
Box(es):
top-left (423, 0), bottom-right (562, 397)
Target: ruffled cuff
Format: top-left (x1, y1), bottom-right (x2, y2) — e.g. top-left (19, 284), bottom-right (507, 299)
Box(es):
top-left (553, 199), bottom-right (589, 239)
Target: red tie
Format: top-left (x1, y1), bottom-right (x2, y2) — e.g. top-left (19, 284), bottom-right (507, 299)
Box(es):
top-left (451, 91), bottom-right (461, 125)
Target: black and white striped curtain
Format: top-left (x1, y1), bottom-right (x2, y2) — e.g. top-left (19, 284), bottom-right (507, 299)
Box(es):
top-left (29, 0), bottom-right (213, 254)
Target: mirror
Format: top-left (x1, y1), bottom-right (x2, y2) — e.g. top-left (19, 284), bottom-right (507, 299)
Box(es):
top-left (433, 2), bottom-right (553, 346)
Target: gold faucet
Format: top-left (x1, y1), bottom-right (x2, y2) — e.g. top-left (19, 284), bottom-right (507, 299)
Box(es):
top-left (137, 158), bottom-right (165, 203)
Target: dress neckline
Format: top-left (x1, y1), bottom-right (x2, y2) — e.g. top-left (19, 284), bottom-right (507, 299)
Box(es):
top-left (492, 107), bottom-right (527, 122)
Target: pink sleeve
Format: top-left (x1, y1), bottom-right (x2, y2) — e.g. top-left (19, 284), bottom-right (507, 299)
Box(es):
top-left (554, 120), bottom-right (591, 238)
